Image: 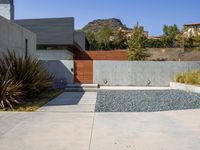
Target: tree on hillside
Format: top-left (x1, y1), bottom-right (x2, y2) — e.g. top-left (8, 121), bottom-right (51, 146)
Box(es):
top-left (113, 29), bottom-right (128, 49)
top-left (193, 31), bottom-right (200, 50)
top-left (85, 31), bottom-right (99, 50)
top-left (96, 25), bottom-right (113, 50)
top-left (147, 39), bottom-right (164, 48)
top-left (127, 23), bottom-right (149, 60)
top-left (175, 30), bottom-right (186, 48)
top-left (161, 24), bottom-right (180, 48)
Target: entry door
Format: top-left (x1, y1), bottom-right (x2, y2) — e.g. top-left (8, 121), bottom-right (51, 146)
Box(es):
top-left (74, 60), bottom-right (93, 84)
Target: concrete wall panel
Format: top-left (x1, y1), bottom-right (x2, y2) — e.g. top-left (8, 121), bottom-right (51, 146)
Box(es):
top-left (74, 31), bottom-right (86, 50)
top-left (0, 4), bottom-right (10, 20)
top-left (41, 60), bottom-right (74, 85)
top-left (15, 18), bottom-right (74, 45)
top-left (0, 16), bottom-right (36, 58)
top-left (37, 50), bottom-right (73, 60)
top-left (93, 61), bottom-right (200, 86)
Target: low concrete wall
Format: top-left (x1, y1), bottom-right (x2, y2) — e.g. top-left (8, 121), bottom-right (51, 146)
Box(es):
top-left (37, 50), bottom-right (73, 60)
top-left (170, 82), bottom-right (200, 93)
top-left (41, 60), bottom-right (74, 86)
top-left (0, 16), bottom-right (36, 58)
top-left (93, 61), bottom-right (200, 86)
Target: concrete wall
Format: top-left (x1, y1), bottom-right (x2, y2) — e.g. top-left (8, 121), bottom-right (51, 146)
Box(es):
top-left (41, 60), bottom-right (74, 85)
top-left (93, 61), bottom-right (200, 86)
top-left (37, 50), bottom-right (73, 60)
top-left (0, 4), bottom-right (13, 20)
top-left (15, 18), bottom-right (74, 45)
top-left (74, 31), bottom-right (86, 50)
top-left (0, 16), bottom-right (36, 58)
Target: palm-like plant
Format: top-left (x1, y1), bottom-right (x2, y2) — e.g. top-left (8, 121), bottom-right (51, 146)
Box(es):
top-left (0, 72), bottom-right (23, 109)
top-left (0, 51), bottom-right (53, 98)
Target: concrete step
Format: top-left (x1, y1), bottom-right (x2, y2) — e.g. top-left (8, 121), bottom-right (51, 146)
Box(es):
top-left (66, 84), bottom-right (99, 88)
top-left (65, 87), bottom-right (98, 92)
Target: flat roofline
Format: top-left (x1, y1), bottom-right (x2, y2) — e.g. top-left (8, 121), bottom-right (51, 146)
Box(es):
top-left (15, 17), bottom-right (74, 21)
top-left (37, 43), bottom-right (83, 53)
top-left (184, 22), bottom-right (200, 26)
top-left (0, 0), bottom-right (13, 4)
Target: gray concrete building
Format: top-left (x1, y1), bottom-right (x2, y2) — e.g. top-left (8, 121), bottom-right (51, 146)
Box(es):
top-left (15, 17), bottom-right (89, 60)
top-left (75, 31), bottom-right (90, 50)
top-left (0, 0), bottom-right (14, 20)
top-left (0, 16), bottom-right (36, 58)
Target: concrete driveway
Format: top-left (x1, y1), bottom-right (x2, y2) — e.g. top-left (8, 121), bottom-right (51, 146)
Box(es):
top-left (0, 92), bottom-right (200, 150)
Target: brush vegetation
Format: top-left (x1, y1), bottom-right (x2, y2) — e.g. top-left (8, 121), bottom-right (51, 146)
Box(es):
top-left (175, 70), bottom-right (200, 86)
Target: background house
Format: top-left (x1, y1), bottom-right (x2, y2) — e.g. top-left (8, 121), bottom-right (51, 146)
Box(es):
top-left (184, 22), bottom-right (200, 37)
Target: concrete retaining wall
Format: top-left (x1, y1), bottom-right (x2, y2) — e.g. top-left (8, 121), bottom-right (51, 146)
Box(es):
top-left (41, 60), bottom-right (74, 86)
top-left (0, 16), bottom-right (36, 58)
top-left (37, 50), bottom-right (73, 60)
top-left (93, 61), bottom-right (200, 86)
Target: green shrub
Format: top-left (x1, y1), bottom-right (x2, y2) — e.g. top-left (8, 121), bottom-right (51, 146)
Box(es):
top-left (175, 70), bottom-right (200, 85)
top-left (0, 72), bottom-right (23, 109)
top-left (128, 23), bottom-right (149, 60)
top-left (0, 51), bottom-right (53, 98)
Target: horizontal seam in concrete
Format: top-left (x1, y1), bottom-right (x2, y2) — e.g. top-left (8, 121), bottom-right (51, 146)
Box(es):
top-left (37, 111), bottom-right (95, 113)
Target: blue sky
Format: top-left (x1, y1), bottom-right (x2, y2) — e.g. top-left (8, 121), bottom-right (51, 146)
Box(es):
top-left (15, 0), bottom-right (200, 36)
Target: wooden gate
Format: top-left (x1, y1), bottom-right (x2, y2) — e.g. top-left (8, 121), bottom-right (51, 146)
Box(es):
top-left (74, 60), bottom-right (93, 84)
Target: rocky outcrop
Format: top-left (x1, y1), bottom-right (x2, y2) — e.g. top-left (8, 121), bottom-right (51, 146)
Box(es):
top-left (83, 18), bottom-right (129, 32)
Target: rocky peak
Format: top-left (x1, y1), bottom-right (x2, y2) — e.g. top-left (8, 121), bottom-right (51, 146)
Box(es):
top-left (83, 18), bottom-right (129, 32)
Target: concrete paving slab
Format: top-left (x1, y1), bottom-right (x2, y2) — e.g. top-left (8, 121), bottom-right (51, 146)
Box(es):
top-left (78, 99), bottom-right (96, 105)
top-left (1, 91), bottom-right (200, 150)
top-left (39, 104), bottom-right (96, 112)
top-left (0, 112), bottom-right (28, 137)
top-left (57, 92), bottom-right (97, 99)
top-left (0, 112), bottom-right (94, 150)
top-left (90, 110), bottom-right (200, 150)
top-left (38, 92), bottom-right (97, 112)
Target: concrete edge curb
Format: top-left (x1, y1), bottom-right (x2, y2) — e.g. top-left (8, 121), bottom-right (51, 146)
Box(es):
top-left (99, 86), bottom-right (171, 91)
top-left (170, 82), bottom-right (200, 93)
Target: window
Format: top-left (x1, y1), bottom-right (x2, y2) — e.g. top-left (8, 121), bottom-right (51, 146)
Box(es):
top-left (25, 39), bottom-right (28, 58)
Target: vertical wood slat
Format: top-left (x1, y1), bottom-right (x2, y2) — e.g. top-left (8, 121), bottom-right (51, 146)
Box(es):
top-left (74, 60), bottom-right (93, 84)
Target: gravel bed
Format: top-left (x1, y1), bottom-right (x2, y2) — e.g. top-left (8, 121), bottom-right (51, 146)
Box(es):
top-left (95, 90), bottom-right (200, 112)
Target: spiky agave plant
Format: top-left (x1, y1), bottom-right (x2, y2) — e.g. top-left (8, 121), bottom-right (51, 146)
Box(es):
top-left (0, 72), bottom-right (23, 109)
top-left (0, 51), bottom-right (53, 98)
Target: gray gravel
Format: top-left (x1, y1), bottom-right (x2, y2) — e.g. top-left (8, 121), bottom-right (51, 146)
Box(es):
top-left (95, 90), bottom-right (200, 112)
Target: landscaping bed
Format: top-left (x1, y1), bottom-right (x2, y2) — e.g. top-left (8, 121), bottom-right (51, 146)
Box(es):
top-left (0, 89), bottom-right (63, 112)
top-left (95, 90), bottom-right (200, 112)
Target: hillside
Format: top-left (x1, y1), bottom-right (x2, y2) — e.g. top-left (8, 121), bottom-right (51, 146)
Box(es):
top-left (83, 18), bottom-right (130, 32)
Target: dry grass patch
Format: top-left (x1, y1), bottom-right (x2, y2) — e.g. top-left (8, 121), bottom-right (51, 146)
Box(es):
top-left (0, 89), bottom-right (63, 112)
top-left (175, 70), bottom-right (200, 86)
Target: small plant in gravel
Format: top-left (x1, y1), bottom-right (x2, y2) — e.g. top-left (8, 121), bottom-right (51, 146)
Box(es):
top-left (175, 70), bottom-right (200, 86)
